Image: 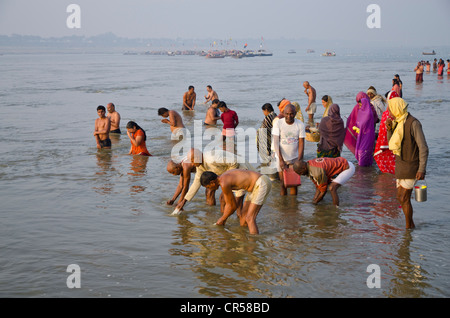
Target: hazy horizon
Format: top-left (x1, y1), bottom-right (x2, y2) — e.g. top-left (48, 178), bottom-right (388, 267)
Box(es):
top-left (1, 0), bottom-right (449, 48)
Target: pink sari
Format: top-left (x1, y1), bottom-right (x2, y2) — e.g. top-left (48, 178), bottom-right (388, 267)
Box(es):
top-left (344, 105), bottom-right (359, 155)
top-left (355, 97), bottom-right (375, 166)
top-left (344, 92), bottom-right (378, 156)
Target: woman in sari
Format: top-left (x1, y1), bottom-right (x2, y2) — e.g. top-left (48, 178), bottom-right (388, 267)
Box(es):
top-left (391, 78), bottom-right (401, 96)
top-left (373, 91), bottom-right (398, 174)
top-left (317, 104), bottom-right (346, 158)
top-left (292, 101), bottom-right (304, 122)
top-left (354, 92), bottom-right (376, 166)
top-left (344, 102), bottom-right (359, 155)
top-left (126, 121), bottom-right (152, 156)
top-left (321, 95), bottom-right (333, 118)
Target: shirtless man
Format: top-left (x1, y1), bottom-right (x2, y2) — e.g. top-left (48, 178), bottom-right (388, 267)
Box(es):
top-left (204, 99), bottom-right (221, 126)
top-left (158, 107), bottom-right (185, 133)
top-left (106, 102), bottom-right (121, 134)
top-left (414, 62), bottom-right (424, 82)
top-left (200, 169), bottom-right (272, 235)
top-left (166, 159), bottom-right (216, 206)
top-left (204, 85), bottom-right (219, 104)
top-left (94, 105), bottom-right (111, 149)
top-left (173, 148), bottom-right (255, 215)
top-left (303, 81), bottom-right (317, 125)
top-left (182, 85), bottom-right (196, 110)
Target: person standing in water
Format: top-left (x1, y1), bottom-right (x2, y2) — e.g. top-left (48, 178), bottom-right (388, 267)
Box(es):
top-left (200, 169), bottom-right (272, 235)
top-left (204, 85), bottom-right (219, 104)
top-left (126, 121), bottom-right (151, 156)
top-left (204, 99), bottom-right (221, 126)
top-left (182, 85), bottom-right (196, 110)
top-left (303, 81), bottom-right (317, 125)
top-left (106, 103), bottom-right (121, 134)
top-left (158, 108), bottom-right (186, 135)
top-left (293, 157), bottom-right (355, 207)
top-left (166, 158), bottom-right (216, 207)
top-left (386, 97), bottom-right (428, 229)
top-left (173, 148), bottom-right (255, 215)
top-left (94, 105), bottom-right (111, 149)
top-left (272, 103), bottom-right (306, 195)
top-left (218, 101), bottom-right (239, 147)
top-left (437, 59), bottom-right (445, 76)
top-left (414, 62), bottom-right (424, 83)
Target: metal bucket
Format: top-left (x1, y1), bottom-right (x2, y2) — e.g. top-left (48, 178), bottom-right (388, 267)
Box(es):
top-left (414, 181), bottom-right (427, 202)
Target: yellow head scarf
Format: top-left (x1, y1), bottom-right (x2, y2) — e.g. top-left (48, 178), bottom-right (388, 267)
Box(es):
top-left (292, 101), bottom-right (304, 122)
top-left (323, 96), bottom-right (333, 117)
top-left (388, 97), bottom-right (409, 156)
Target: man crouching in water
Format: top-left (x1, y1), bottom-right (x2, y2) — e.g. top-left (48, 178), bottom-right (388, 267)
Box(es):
top-left (200, 169), bottom-right (272, 235)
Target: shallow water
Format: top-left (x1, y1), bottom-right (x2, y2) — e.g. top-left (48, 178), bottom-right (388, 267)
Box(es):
top-left (1, 48), bottom-right (450, 297)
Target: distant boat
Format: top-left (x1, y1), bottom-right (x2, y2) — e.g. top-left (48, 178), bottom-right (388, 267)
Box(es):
top-left (205, 51), bottom-right (225, 58)
top-left (322, 51), bottom-right (336, 57)
top-left (306, 49), bottom-right (315, 53)
top-left (123, 51), bottom-right (138, 55)
top-left (288, 49), bottom-right (296, 54)
top-left (422, 50), bottom-right (436, 55)
top-left (256, 49), bottom-right (273, 57)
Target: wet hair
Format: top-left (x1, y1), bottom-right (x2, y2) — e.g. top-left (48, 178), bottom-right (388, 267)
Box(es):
top-left (212, 99), bottom-right (220, 105)
top-left (200, 171), bottom-right (218, 187)
top-left (188, 85), bottom-right (194, 90)
top-left (126, 121), bottom-right (147, 141)
top-left (158, 107), bottom-right (169, 116)
top-left (207, 85), bottom-right (212, 89)
top-left (261, 103), bottom-right (274, 112)
top-left (97, 105), bottom-right (106, 112)
top-left (322, 95), bottom-right (330, 102)
top-left (218, 101), bottom-right (227, 109)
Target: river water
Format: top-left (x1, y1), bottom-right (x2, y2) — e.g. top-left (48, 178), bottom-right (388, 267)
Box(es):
top-left (0, 48), bottom-right (449, 298)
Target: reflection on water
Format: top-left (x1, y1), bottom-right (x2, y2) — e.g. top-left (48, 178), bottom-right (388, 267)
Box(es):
top-left (386, 231), bottom-right (431, 297)
top-left (94, 150), bottom-right (115, 195)
top-left (128, 155), bottom-right (149, 196)
top-left (170, 214), bottom-right (265, 297)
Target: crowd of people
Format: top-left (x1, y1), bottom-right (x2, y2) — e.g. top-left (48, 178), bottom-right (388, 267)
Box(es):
top-left (415, 58), bottom-right (449, 82)
top-left (93, 76), bottom-right (429, 234)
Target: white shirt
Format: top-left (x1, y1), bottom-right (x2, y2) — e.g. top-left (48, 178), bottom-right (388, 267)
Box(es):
top-left (272, 118), bottom-right (306, 162)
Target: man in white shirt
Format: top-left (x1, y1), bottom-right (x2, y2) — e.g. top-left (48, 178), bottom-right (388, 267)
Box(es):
top-left (272, 104), bottom-right (306, 195)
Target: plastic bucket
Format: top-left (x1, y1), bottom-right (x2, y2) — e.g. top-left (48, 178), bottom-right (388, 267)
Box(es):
top-left (414, 181), bottom-right (427, 202)
top-left (283, 167), bottom-right (301, 187)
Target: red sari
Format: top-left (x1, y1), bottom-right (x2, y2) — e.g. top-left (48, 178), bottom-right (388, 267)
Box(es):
top-left (373, 92), bottom-right (398, 174)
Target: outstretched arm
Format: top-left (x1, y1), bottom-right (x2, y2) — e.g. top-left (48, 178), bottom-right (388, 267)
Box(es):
top-left (312, 188), bottom-right (326, 205)
top-left (167, 176), bottom-right (184, 205)
top-left (215, 186), bottom-right (237, 226)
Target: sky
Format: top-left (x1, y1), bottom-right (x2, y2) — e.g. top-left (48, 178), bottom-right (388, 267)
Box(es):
top-left (0, 0), bottom-right (449, 47)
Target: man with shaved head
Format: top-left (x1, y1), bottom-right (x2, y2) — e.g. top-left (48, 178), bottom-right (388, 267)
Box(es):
top-left (172, 148), bottom-right (256, 215)
top-left (166, 157), bottom-right (216, 207)
top-left (272, 103), bottom-right (306, 195)
top-left (303, 81), bottom-right (317, 125)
